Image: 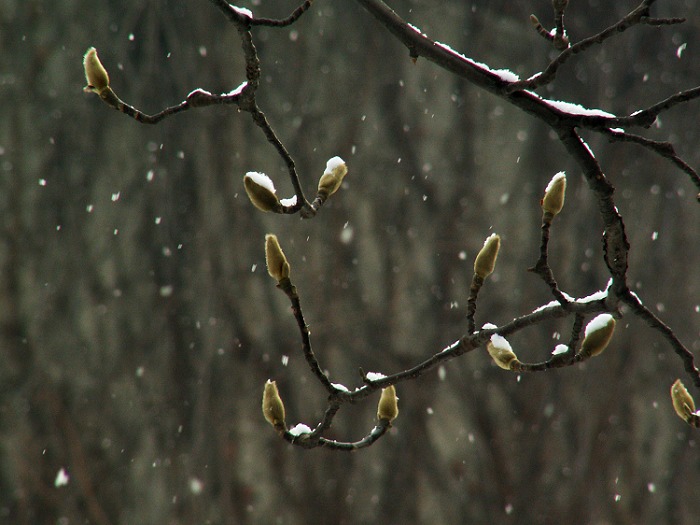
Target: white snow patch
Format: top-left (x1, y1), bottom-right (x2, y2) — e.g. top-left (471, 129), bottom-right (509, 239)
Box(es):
top-left (187, 88), bottom-right (212, 98)
top-left (279, 195), bottom-right (298, 207)
top-left (222, 81), bottom-right (248, 97)
top-left (552, 344), bottom-right (569, 356)
top-left (577, 279), bottom-right (612, 303)
top-left (677, 43), bottom-right (687, 59)
top-left (231, 5), bottom-right (253, 18)
top-left (481, 322), bottom-right (497, 330)
top-left (325, 156), bottom-right (345, 174)
top-left (584, 313), bottom-right (614, 337)
top-left (289, 423), bottom-right (313, 436)
top-left (407, 23), bottom-right (426, 36)
top-left (245, 172), bottom-right (276, 194)
top-left (490, 333), bottom-right (512, 351)
top-left (531, 92), bottom-right (616, 118)
top-left (365, 371), bottom-right (386, 381)
top-left (545, 171), bottom-right (566, 193)
top-left (332, 383), bottom-right (350, 392)
top-left (54, 468), bottom-right (70, 488)
top-left (434, 41), bottom-right (520, 82)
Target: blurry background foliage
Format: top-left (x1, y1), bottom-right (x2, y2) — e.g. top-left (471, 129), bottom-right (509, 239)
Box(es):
top-left (1, 0), bottom-right (699, 524)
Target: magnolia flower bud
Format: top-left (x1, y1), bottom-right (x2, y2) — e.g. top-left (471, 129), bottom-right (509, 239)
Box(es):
top-left (487, 333), bottom-right (519, 370)
top-left (474, 234), bottom-right (500, 279)
top-left (541, 172), bottom-right (566, 216)
top-left (377, 385), bottom-right (399, 423)
top-left (244, 172), bottom-right (282, 212)
top-left (262, 380), bottom-right (286, 429)
top-left (670, 379), bottom-right (697, 423)
top-left (83, 47), bottom-right (110, 94)
top-left (265, 234), bottom-right (290, 282)
top-left (317, 157), bottom-right (348, 198)
top-left (579, 314), bottom-right (616, 357)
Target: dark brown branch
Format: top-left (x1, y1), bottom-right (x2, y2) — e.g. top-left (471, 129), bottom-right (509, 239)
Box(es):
top-left (528, 212), bottom-right (571, 305)
top-left (600, 127), bottom-right (700, 192)
top-left (619, 289), bottom-right (700, 388)
top-left (277, 278), bottom-right (335, 393)
top-left (251, 1), bottom-right (314, 27)
top-left (510, 0), bottom-right (679, 92)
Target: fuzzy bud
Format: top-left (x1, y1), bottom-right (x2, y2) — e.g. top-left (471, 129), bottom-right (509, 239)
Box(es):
top-left (244, 172), bottom-right (282, 212)
top-left (579, 314), bottom-right (616, 357)
top-left (317, 157), bottom-right (348, 198)
top-left (265, 234), bottom-right (290, 282)
top-left (474, 234), bottom-right (500, 279)
top-left (541, 172), bottom-right (566, 216)
top-left (670, 379), bottom-right (697, 423)
top-left (377, 385), bottom-right (399, 423)
top-left (262, 380), bottom-right (286, 429)
top-left (83, 47), bottom-right (110, 95)
top-left (487, 333), bottom-right (519, 370)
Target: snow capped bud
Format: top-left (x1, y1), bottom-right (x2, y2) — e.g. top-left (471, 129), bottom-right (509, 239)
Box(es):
top-left (541, 172), bottom-right (566, 216)
top-left (474, 234), bottom-right (500, 279)
top-left (670, 379), bottom-right (697, 423)
top-left (244, 172), bottom-right (282, 212)
top-left (487, 334), bottom-right (519, 370)
top-left (265, 234), bottom-right (290, 282)
top-left (317, 156), bottom-right (348, 199)
top-left (83, 47), bottom-right (110, 94)
top-left (262, 380), bottom-right (286, 429)
top-left (579, 314), bottom-right (616, 357)
top-left (377, 385), bottom-right (399, 423)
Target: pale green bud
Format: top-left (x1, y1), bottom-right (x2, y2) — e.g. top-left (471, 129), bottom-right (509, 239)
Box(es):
top-left (83, 47), bottom-right (110, 94)
top-left (487, 334), bottom-right (519, 370)
top-left (262, 380), bottom-right (286, 429)
top-left (244, 172), bottom-right (282, 212)
top-left (265, 234), bottom-right (290, 282)
top-left (542, 172), bottom-right (566, 216)
top-left (671, 379), bottom-right (697, 423)
top-left (317, 157), bottom-right (348, 198)
top-left (579, 314), bottom-right (615, 357)
top-left (474, 234), bottom-right (500, 279)
top-left (377, 385), bottom-right (399, 423)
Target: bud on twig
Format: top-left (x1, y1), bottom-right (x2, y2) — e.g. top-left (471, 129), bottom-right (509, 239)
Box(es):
top-left (541, 172), bottom-right (566, 217)
top-left (579, 314), bottom-right (616, 357)
top-left (244, 172), bottom-right (282, 212)
top-left (377, 385), bottom-right (399, 423)
top-left (262, 380), bottom-right (286, 429)
top-left (83, 47), bottom-right (110, 95)
top-left (474, 234), bottom-right (500, 279)
top-left (487, 333), bottom-right (519, 370)
top-left (265, 234), bottom-right (290, 282)
top-left (670, 379), bottom-right (697, 423)
top-left (317, 157), bottom-right (348, 199)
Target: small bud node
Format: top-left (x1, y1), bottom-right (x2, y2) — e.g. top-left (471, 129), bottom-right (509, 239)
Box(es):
top-left (671, 379), bottom-right (697, 423)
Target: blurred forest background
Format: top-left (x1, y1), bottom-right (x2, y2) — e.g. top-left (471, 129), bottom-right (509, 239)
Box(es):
top-left (1, 0), bottom-right (700, 524)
